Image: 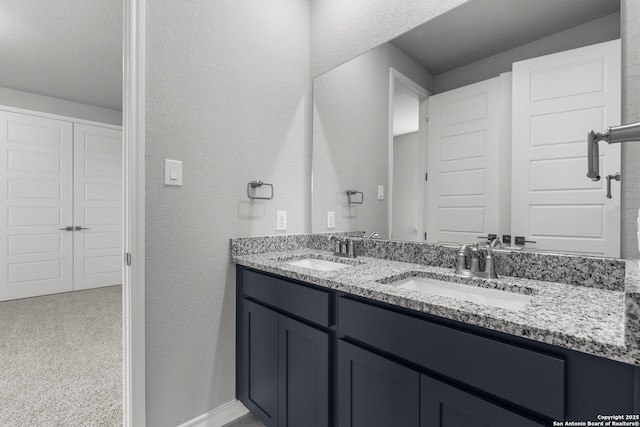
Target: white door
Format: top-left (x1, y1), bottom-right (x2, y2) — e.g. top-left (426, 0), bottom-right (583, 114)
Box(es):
top-left (512, 39), bottom-right (621, 257)
top-left (427, 76), bottom-right (502, 244)
top-left (73, 124), bottom-right (123, 290)
top-left (0, 111), bottom-right (74, 301)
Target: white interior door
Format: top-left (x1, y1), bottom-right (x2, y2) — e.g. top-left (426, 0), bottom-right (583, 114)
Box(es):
top-left (427, 76), bottom-right (501, 244)
top-left (73, 123), bottom-right (123, 290)
top-left (0, 111), bottom-right (74, 301)
top-left (511, 39), bottom-right (621, 257)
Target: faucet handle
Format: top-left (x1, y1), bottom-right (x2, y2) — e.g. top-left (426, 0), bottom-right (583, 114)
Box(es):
top-left (455, 244), bottom-right (467, 273)
top-left (484, 246), bottom-right (499, 279)
top-left (347, 239), bottom-right (356, 258)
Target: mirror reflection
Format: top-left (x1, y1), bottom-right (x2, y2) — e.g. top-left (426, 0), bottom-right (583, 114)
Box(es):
top-left (312, 0), bottom-right (622, 258)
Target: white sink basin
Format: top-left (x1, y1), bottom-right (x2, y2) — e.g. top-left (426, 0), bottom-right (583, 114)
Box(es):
top-left (287, 258), bottom-right (351, 272)
top-left (390, 276), bottom-right (533, 311)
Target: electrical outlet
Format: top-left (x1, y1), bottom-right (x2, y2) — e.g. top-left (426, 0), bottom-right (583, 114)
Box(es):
top-left (327, 211), bottom-right (335, 229)
top-left (276, 210), bottom-right (287, 231)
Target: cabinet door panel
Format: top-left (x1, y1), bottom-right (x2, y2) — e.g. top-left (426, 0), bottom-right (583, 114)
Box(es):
top-left (338, 340), bottom-right (419, 427)
top-left (278, 315), bottom-right (330, 427)
top-left (421, 375), bottom-right (545, 427)
top-left (242, 300), bottom-right (279, 426)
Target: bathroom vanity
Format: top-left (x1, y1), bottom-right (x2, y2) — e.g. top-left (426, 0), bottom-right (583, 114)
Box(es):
top-left (232, 235), bottom-right (640, 427)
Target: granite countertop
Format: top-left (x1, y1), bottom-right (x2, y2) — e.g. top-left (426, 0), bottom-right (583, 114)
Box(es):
top-left (233, 248), bottom-right (640, 367)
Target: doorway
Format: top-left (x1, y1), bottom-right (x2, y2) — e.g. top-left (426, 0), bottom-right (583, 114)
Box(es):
top-left (388, 69), bottom-right (430, 242)
top-left (0, 0), bottom-right (135, 424)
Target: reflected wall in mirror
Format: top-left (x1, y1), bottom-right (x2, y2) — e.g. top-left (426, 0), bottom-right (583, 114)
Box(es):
top-left (312, 0), bottom-right (625, 258)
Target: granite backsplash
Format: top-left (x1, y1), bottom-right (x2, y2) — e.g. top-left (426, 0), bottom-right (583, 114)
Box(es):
top-left (231, 232), bottom-right (626, 292)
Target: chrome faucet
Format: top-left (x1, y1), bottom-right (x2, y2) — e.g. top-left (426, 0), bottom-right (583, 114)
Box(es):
top-left (455, 242), bottom-right (498, 279)
top-left (329, 234), bottom-right (356, 258)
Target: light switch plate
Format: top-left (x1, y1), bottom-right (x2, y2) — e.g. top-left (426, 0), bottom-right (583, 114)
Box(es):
top-left (276, 210), bottom-right (287, 231)
top-left (377, 185), bottom-right (384, 200)
top-left (164, 159), bottom-right (183, 186)
top-left (327, 211), bottom-right (335, 229)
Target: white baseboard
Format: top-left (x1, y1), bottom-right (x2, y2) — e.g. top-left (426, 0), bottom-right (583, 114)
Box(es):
top-left (178, 400), bottom-right (250, 427)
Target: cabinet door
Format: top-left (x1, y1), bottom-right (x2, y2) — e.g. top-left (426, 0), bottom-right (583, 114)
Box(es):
top-left (278, 315), bottom-right (330, 427)
top-left (420, 375), bottom-right (545, 427)
top-left (338, 340), bottom-right (419, 427)
top-left (241, 300), bottom-right (279, 426)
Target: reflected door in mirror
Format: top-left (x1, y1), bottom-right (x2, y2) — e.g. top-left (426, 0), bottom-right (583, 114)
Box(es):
top-left (511, 39), bottom-right (621, 257)
top-left (427, 76), bottom-right (506, 244)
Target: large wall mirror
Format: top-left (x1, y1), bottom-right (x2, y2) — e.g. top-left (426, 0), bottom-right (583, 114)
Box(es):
top-left (312, 0), bottom-right (624, 258)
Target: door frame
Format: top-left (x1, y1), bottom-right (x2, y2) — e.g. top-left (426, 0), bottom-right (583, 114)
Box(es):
top-left (387, 68), bottom-right (430, 241)
top-left (123, 0), bottom-right (146, 425)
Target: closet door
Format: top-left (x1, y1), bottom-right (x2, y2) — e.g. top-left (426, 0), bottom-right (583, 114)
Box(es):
top-left (0, 111), bottom-right (74, 301)
top-left (73, 123), bottom-right (123, 290)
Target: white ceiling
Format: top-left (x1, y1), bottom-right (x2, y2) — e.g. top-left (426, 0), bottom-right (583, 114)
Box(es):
top-left (392, 0), bottom-right (620, 75)
top-left (0, 0), bottom-right (122, 111)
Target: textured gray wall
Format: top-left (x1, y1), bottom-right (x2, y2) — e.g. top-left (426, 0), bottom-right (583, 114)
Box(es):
top-left (145, 1), bottom-right (310, 425)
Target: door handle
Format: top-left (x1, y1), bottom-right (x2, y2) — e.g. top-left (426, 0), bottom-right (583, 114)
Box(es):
top-left (515, 236), bottom-right (536, 246)
top-left (74, 226), bottom-right (91, 231)
top-left (59, 226), bottom-right (74, 231)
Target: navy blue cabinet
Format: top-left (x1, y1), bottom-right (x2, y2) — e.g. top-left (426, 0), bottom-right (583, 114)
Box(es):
top-left (241, 300), bottom-right (279, 425)
top-left (237, 267), bottom-right (331, 427)
top-left (337, 340), bottom-right (419, 427)
top-left (237, 267), bottom-right (640, 427)
top-left (278, 315), bottom-right (330, 427)
top-left (337, 339), bottom-right (544, 427)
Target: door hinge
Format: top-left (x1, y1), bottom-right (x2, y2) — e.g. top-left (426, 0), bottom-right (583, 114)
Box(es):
top-left (424, 232), bottom-right (427, 240)
top-left (125, 252), bottom-right (132, 266)
top-left (425, 173), bottom-right (428, 181)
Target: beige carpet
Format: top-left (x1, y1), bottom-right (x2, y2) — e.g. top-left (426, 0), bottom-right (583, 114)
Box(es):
top-left (0, 286), bottom-right (122, 426)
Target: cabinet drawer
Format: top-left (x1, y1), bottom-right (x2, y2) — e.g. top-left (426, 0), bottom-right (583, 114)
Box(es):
top-left (339, 297), bottom-right (565, 420)
top-left (241, 269), bottom-right (331, 327)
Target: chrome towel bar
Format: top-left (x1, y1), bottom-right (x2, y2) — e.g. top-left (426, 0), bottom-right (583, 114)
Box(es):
top-left (346, 190), bottom-right (363, 204)
top-left (247, 180), bottom-right (273, 200)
